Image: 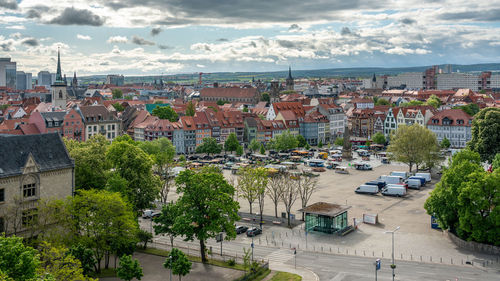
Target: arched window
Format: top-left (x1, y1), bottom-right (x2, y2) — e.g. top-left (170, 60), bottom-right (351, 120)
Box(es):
top-left (22, 175), bottom-right (38, 198)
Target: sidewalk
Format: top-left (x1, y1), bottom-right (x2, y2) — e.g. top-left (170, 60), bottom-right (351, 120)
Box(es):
top-left (269, 262), bottom-right (319, 281)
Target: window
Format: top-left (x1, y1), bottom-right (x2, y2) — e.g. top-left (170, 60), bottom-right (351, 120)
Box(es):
top-left (0, 217), bottom-right (3, 233)
top-left (22, 209), bottom-right (37, 227)
top-left (0, 189), bottom-right (4, 202)
top-left (23, 182), bottom-right (36, 198)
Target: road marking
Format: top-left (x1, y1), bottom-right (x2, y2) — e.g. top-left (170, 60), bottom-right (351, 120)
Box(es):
top-left (329, 272), bottom-right (346, 281)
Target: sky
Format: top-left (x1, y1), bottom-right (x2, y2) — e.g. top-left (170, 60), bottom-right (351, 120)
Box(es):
top-left (0, 0), bottom-right (500, 76)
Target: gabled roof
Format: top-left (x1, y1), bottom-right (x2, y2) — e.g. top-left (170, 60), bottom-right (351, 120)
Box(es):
top-left (427, 109), bottom-right (473, 126)
top-left (200, 87), bottom-right (258, 99)
top-left (0, 133), bottom-right (74, 178)
top-left (272, 102), bottom-right (305, 117)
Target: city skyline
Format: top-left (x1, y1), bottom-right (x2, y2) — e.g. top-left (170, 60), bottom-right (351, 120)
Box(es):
top-left (0, 0), bottom-right (500, 75)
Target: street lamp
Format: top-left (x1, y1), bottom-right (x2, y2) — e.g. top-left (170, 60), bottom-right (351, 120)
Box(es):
top-left (385, 226), bottom-right (400, 281)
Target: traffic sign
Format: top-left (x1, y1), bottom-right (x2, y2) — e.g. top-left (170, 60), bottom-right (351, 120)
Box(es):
top-left (251, 242), bottom-right (254, 248)
top-left (375, 259), bottom-right (381, 270)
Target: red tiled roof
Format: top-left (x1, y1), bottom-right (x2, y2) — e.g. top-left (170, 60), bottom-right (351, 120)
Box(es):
top-left (200, 87), bottom-right (258, 99)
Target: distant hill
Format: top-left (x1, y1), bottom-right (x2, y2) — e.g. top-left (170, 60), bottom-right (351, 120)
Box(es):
top-left (78, 63), bottom-right (500, 85)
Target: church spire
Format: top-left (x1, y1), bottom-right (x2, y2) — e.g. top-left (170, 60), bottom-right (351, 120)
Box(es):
top-left (55, 48), bottom-right (63, 83)
top-left (288, 66), bottom-right (293, 79)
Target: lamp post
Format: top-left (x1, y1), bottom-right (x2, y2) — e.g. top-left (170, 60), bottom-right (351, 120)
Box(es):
top-left (385, 226), bottom-right (400, 281)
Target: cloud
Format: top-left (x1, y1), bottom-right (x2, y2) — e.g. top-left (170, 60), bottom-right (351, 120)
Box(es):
top-left (107, 36), bottom-right (128, 44)
top-left (48, 7), bottom-right (105, 26)
top-left (6, 25), bottom-right (25, 30)
top-left (77, 34), bottom-right (92, 40)
top-left (216, 38), bottom-right (229, 42)
top-left (158, 44), bottom-right (173, 50)
top-left (196, 64), bottom-right (206, 68)
top-left (0, 0), bottom-right (17, 10)
top-left (22, 38), bottom-right (39, 47)
top-left (25, 5), bottom-right (51, 19)
top-left (288, 24), bottom-right (302, 31)
top-left (400, 18), bottom-right (416, 25)
top-left (151, 27), bottom-right (162, 36)
top-left (440, 9), bottom-right (500, 22)
top-left (131, 36), bottom-right (155, 46)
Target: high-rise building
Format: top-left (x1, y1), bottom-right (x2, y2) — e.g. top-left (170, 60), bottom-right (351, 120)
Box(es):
top-left (0, 58), bottom-right (16, 89)
top-left (436, 73), bottom-right (479, 91)
top-left (25, 73), bottom-right (32, 90)
top-left (106, 74), bottom-right (124, 86)
top-left (442, 64), bottom-right (453, 74)
top-left (16, 71), bottom-right (27, 90)
top-left (38, 71), bottom-right (52, 87)
top-left (387, 72), bottom-right (424, 89)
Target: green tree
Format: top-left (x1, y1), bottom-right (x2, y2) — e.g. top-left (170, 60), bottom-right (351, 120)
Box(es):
top-left (249, 139), bottom-right (261, 152)
top-left (261, 92), bottom-right (270, 102)
top-left (216, 100), bottom-right (229, 106)
top-left (455, 104), bottom-right (480, 116)
top-left (237, 167), bottom-right (267, 215)
top-left (137, 229), bottom-right (153, 249)
top-left (426, 95), bottom-right (441, 109)
top-left (185, 101), bottom-right (195, 117)
top-left (375, 98), bottom-right (390, 106)
top-left (372, 132), bottom-right (386, 145)
top-left (304, 143), bottom-right (310, 150)
top-left (224, 133), bottom-right (240, 153)
top-left (154, 203), bottom-right (181, 247)
top-left (112, 89), bottom-right (123, 99)
top-left (0, 235), bottom-right (39, 281)
top-left (440, 137), bottom-right (451, 149)
top-left (387, 124), bottom-right (439, 172)
top-left (117, 255), bottom-right (143, 281)
top-left (318, 140), bottom-right (323, 148)
top-left (66, 190), bottom-right (139, 273)
top-left (68, 244), bottom-right (96, 276)
top-left (492, 153), bottom-right (500, 171)
top-left (269, 131), bottom-right (298, 151)
top-left (107, 141), bottom-right (161, 212)
top-left (112, 103), bottom-right (125, 112)
top-left (280, 90), bottom-right (296, 95)
top-left (174, 168), bottom-right (240, 262)
top-left (400, 100), bottom-right (424, 107)
top-left (152, 106), bottom-right (179, 122)
top-left (259, 144), bottom-right (266, 155)
top-left (37, 242), bottom-right (95, 281)
top-left (163, 248), bottom-right (192, 281)
top-left (467, 107), bottom-right (500, 162)
top-left (334, 137), bottom-right (343, 146)
top-left (297, 175), bottom-right (318, 221)
top-left (236, 145), bottom-right (244, 156)
top-left (138, 138), bottom-right (176, 204)
top-left (64, 134), bottom-right (110, 190)
top-left (196, 137), bottom-right (222, 156)
top-left (296, 135), bottom-right (307, 148)
top-left (125, 95), bottom-right (133, 100)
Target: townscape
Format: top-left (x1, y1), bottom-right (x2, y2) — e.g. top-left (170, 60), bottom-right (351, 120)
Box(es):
top-left (0, 1), bottom-right (500, 281)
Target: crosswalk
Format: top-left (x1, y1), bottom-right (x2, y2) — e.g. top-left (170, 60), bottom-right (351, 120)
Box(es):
top-left (264, 248), bottom-right (295, 264)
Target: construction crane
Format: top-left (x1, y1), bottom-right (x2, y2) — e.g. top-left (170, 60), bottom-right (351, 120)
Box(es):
top-left (198, 72), bottom-right (212, 85)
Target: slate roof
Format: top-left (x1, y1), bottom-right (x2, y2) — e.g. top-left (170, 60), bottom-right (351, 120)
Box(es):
top-left (0, 133), bottom-right (74, 178)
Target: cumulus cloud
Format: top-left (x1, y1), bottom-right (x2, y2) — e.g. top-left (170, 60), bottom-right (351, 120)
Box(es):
top-left (107, 36), bottom-right (128, 44)
top-left (0, 0), bottom-right (18, 10)
top-left (48, 7), bottom-right (105, 26)
top-left (22, 38), bottom-right (39, 47)
top-left (158, 44), bottom-right (173, 50)
top-left (400, 18), bottom-right (416, 25)
top-left (288, 24), bottom-right (302, 32)
top-left (151, 27), bottom-right (162, 36)
top-left (77, 34), bottom-right (92, 40)
top-left (131, 36), bottom-right (155, 46)
top-left (6, 25), bottom-right (25, 30)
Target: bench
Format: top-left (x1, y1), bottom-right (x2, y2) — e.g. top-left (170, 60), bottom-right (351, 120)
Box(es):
top-left (272, 221), bottom-right (281, 225)
top-left (242, 218), bottom-right (252, 222)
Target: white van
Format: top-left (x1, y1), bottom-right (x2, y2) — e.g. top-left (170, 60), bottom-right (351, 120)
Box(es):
top-left (381, 185), bottom-right (406, 197)
top-left (390, 171), bottom-right (409, 180)
top-left (406, 179), bottom-right (422, 190)
top-left (355, 185), bottom-right (379, 195)
top-left (415, 172), bottom-right (431, 183)
top-left (379, 175), bottom-right (404, 185)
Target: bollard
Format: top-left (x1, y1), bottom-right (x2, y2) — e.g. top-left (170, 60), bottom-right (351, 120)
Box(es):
top-left (363, 250), bottom-right (365, 256)
top-left (420, 256), bottom-right (422, 261)
top-left (401, 253), bottom-right (403, 259)
top-left (259, 238), bottom-right (261, 244)
top-left (451, 258), bottom-right (453, 264)
top-left (440, 257), bottom-right (442, 263)
top-left (330, 247), bottom-right (332, 252)
top-left (430, 256), bottom-right (432, 262)
top-left (411, 254), bottom-right (412, 261)
top-left (338, 247), bottom-right (340, 253)
top-left (314, 245), bottom-right (315, 251)
top-left (382, 251), bottom-right (384, 257)
top-left (282, 241), bottom-right (283, 247)
top-left (462, 259), bottom-right (463, 265)
top-left (286, 232), bottom-right (288, 237)
top-left (346, 249), bottom-right (348, 254)
top-left (373, 251), bottom-right (374, 257)
top-left (355, 250), bottom-right (357, 255)
top-left (321, 246), bottom-right (323, 252)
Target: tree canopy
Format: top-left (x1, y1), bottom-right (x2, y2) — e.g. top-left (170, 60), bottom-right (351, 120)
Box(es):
top-left (112, 89), bottom-right (123, 99)
top-left (372, 132), bottom-right (386, 145)
top-left (0, 235), bottom-right (39, 281)
top-left (173, 168), bottom-right (240, 262)
top-left (163, 248), bottom-right (191, 281)
top-left (196, 137), bottom-right (222, 156)
top-left (401, 100), bottom-right (424, 107)
top-left (268, 131), bottom-right (298, 151)
top-left (261, 92), bottom-right (270, 102)
top-left (296, 135), bottom-right (307, 148)
top-left (426, 95), bottom-right (441, 109)
top-left (440, 137), bottom-right (451, 149)
top-left (152, 106), bottom-right (178, 122)
top-left (467, 107), bottom-right (500, 163)
top-left (334, 137), bottom-right (344, 146)
top-left (387, 124), bottom-right (440, 172)
top-left (185, 101), bottom-right (195, 117)
top-left (455, 103), bottom-right (480, 116)
top-left (424, 149), bottom-right (500, 245)
top-left (112, 103), bottom-right (125, 112)
top-left (224, 133), bottom-right (240, 153)
top-left (117, 255), bottom-right (143, 281)
top-left (249, 139), bottom-right (261, 152)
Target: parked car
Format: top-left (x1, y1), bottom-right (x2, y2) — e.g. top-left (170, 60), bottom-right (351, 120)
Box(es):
top-left (246, 227), bottom-right (262, 237)
top-left (354, 163), bottom-right (372, 170)
top-left (142, 209), bottom-right (161, 219)
top-left (381, 157), bottom-right (390, 164)
top-left (365, 180), bottom-right (386, 190)
top-left (355, 184), bottom-right (379, 195)
top-left (236, 225), bottom-right (249, 234)
top-left (381, 185), bottom-right (407, 197)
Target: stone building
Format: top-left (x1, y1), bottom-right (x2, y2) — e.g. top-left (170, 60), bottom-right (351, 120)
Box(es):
top-left (0, 133), bottom-right (74, 235)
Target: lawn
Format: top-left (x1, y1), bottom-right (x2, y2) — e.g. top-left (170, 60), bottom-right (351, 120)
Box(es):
top-left (269, 272), bottom-right (302, 281)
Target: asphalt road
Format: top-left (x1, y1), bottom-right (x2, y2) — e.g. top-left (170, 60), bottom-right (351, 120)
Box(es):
top-left (152, 234), bottom-right (500, 281)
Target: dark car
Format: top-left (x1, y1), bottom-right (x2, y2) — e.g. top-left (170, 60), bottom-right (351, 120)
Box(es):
top-left (246, 227), bottom-right (262, 237)
top-left (235, 225), bottom-right (249, 234)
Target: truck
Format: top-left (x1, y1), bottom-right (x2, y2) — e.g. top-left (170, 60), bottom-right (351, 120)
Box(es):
top-left (365, 180), bottom-right (386, 190)
top-left (355, 184), bottom-right (379, 195)
top-left (381, 185), bottom-right (407, 197)
top-left (406, 178), bottom-right (422, 190)
top-left (408, 176), bottom-right (426, 186)
top-left (415, 172), bottom-right (431, 183)
top-left (379, 175), bottom-right (405, 185)
top-left (390, 171), bottom-right (409, 180)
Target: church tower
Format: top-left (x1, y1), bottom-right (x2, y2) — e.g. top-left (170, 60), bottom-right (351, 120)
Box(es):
top-left (285, 66), bottom-right (294, 91)
top-left (51, 49), bottom-right (68, 109)
top-left (72, 72), bottom-right (78, 88)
